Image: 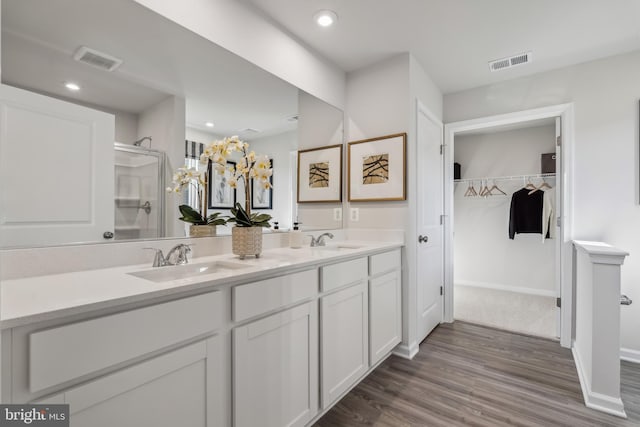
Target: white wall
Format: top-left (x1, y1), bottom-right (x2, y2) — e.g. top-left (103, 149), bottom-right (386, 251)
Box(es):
top-left (250, 130), bottom-right (297, 229)
top-left (454, 125), bottom-right (556, 295)
top-left (297, 90), bottom-right (344, 230)
top-left (345, 52), bottom-right (443, 356)
top-left (132, 0), bottom-right (345, 110)
top-left (345, 54), bottom-right (410, 229)
top-left (138, 95), bottom-right (186, 238)
top-left (444, 50), bottom-right (640, 355)
top-left (185, 127), bottom-right (221, 145)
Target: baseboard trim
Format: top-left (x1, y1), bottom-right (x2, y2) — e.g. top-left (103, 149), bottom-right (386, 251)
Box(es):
top-left (393, 342), bottom-right (419, 360)
top-left (572, 347), bottom-right (627, 418)
top-left (621, 347), bottom-right (640, 363)
top-left (455, 280), bottom-right (556, 297)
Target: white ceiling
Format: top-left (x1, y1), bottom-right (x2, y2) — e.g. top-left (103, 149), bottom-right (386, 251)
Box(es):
top-left (1, 0), bottom-right (299, 139)
top-left (242, 0), bottom-right (640, 94)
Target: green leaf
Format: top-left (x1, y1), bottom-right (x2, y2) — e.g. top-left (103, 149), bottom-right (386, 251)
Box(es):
top-left (228, 202), bottom-right (271, 227)
top-left (205, 212), bottom-right (228, 226)
top-left (178, 204), bottom-right (206, 225)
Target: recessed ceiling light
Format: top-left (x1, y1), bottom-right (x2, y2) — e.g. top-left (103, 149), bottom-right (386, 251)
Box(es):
top-left (205, 122), bottom-right (215, 128)
top-left (314, 10), bottom-right (337, 27)
top-left (64, 82), bottom-right (81, 91)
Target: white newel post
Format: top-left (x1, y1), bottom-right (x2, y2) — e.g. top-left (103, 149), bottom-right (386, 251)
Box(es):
top-left (572, 240), bottom-right (628, 418)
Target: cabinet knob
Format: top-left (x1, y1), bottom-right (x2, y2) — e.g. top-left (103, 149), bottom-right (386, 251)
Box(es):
top-left (418, 235), bottom-right (428, 243)
top-left (103, 231), bottom-right (114, 239)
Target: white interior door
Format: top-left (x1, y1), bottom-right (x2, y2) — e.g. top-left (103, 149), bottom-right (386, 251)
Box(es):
top-left (416, 101), bottom-right (444, 342)
top-left (0, 84), bottom-right (115, 246)
top-left (555, 117), bottom-right (563, 338)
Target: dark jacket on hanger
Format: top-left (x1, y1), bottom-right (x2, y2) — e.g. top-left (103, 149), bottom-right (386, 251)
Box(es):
top-left (509, 188), bottom-right (544, 239)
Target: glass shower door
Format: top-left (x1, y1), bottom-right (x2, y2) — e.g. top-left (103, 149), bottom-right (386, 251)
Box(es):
top-left (113, 143), bottom-right (165, 240)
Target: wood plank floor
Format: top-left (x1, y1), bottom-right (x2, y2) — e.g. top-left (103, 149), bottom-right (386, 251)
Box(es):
top-left (314, 321), bottom-right (640, 426)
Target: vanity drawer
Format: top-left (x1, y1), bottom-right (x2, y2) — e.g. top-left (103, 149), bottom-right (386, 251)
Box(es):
top-left (369, 249), bottom-right (401, 276)
top-left (321, 258), bottom-right (368, 292)
top-left (233, 269), bottom-right (318, 322)
top-left (29, 291), bottom-right (220, 393)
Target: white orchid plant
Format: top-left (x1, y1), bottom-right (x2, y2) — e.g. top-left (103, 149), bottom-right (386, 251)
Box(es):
top-left (166, 167), bottom-right (227, 226)
top-left (168, 136), bottom-right (272, 228)
top-left (201, 136), bottom-right (272, 227)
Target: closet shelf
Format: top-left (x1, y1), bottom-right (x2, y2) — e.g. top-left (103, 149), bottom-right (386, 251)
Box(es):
top-left (454, 173), bottom-right (555, 183)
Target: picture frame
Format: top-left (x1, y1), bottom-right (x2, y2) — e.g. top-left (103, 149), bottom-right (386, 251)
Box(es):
top-left (348, 133), bottom-right (406, 202)
top-left (297, 144), bottom-right (343, 203)
top-left (208, 160), bottom-right (236, 209)
top-left (251, 159), bottom-right (273, 210)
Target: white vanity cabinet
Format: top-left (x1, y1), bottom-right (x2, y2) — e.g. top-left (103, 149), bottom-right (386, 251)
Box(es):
top-left (369, 249), bottom-right (402, 366)
top-left (7, 291), bottom-right (224, 427)
top-left (36, 336), bottom-right (221, 427)
top-left (2, 244), bottom-right (404, 427)
top-left (232, 269), bottom-right (319, 427)
top-left (319, 259), bottom-right (369, 408)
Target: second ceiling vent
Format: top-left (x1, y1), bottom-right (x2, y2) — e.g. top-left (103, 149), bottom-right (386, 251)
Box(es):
top-left (73, 46), bottom-right (123, 72)
top-left (488, 51), bottom-right (532, 72)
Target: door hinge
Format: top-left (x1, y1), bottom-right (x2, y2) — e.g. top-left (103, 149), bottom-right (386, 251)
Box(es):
top-left (440, 214), bottom-right (445, 225)
top-left (440, 286), bottom-right (444, 296)
top-left (440, 144), bottom-right (444, 155)
top-left (556, 297), bottom-right (561, 308)
top-left (557, 217), bottom-right (561, 227)
top-left (556, 135), bottom-right (562, 147)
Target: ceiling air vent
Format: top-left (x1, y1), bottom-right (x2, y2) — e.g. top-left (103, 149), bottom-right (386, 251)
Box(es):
top-left (488, 51), bottom-right (532, 72)
top-left (73, 46), bottom-right (123, 72)
top-left (238, 128), bottom-right (261, 135)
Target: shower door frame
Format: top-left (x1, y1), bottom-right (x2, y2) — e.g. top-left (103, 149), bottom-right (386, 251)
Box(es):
top-left (114, 142), bottom-right (166, 239)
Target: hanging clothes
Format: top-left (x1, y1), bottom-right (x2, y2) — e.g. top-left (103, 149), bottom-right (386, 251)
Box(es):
top-left (542, 187), bottom-right (556, 241)
top-left (509, 188), bottom-right (544, 239)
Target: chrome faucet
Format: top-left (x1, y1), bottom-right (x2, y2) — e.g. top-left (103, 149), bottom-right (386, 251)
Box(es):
top-left (144, 244), bottom-right (191, 267)
top-left (166, 244), bottom-right (191, 265)
top-left (308, 232), bottom-right (334, 247)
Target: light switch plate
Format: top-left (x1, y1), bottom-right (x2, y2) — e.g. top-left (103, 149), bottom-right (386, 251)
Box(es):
top-left (350, 208), bottom-right (359, 222)
top-left (333, 208), bottom-right (342, 221)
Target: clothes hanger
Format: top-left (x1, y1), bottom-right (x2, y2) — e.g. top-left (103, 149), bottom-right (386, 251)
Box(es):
top-left (524, 176), bottom-right (537, 192)
top-left (487, 179), bottom-right (506, 196)
top-left (538, 178), bottom-right (552, 191)
top-left (528, 177), bottom-right (552, 195)
top-left (464, 180), bottom-right (476, 197)
top-left (479, 179), bottom-right (489, 197)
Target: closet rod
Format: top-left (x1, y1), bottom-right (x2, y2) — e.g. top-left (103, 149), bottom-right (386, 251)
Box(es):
top-left (454, 173), bottom-right (556, 183)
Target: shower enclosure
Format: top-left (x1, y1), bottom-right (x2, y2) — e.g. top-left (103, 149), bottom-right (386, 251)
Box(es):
top-left (113, 143), bottom-right (165, 240)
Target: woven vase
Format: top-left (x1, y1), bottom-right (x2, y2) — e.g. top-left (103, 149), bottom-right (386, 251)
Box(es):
top-left (232, 226), bottom-right (263, 259)
top-left (189, 225), bottom-right (217, 237)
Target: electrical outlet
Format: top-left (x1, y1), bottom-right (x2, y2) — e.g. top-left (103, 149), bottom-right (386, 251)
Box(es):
top-left (350, 207), bottom-right (359, 222)
top-left (333, 208), bottom-right (342, 221)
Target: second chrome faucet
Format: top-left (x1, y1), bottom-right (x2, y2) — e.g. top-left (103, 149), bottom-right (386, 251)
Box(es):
top-left (144, 244), bottom-right (191, 267)
top-left (308, 232), bottom-right (334, 247)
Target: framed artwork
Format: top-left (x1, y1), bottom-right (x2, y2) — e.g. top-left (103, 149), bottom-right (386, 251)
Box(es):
top-left (297, 144), bottom-right (343, 203)
top-left (251, 159), bottom-right (273, 210)
top-left (348, 133), bottom-right (406, 202)
top-left (208, 160), bottom-right (236, 209)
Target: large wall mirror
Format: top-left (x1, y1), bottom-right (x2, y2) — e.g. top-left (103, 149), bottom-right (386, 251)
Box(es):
top-left (0, 0), bottom-right (344, 249)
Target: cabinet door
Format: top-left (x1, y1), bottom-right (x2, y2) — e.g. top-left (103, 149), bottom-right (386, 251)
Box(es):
top-left (36, 337), bottom-right (222, 427)
top-left (0, 84), bottom-right (115, 246)
top-left (321, 281), bottom-right (368, 408)
top-left (370, 270), bottom-right (402, 365)
top-left (233, 301), bottom-right (318, 427)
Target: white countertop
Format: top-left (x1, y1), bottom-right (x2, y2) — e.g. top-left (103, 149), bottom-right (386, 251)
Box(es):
top-left (1, 241), bottom-right (402, 329)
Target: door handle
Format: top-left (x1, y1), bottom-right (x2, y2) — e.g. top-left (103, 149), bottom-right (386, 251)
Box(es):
top-left (418, 235), bottom-right (428, 243)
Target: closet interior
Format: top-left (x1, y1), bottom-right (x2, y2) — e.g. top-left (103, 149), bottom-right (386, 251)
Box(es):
top-left (453, 119), bottom-right (559, 339)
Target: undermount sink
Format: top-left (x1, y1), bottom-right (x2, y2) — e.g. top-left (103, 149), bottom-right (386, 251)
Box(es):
top-left (129, 260), bottom-right (251, 283)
